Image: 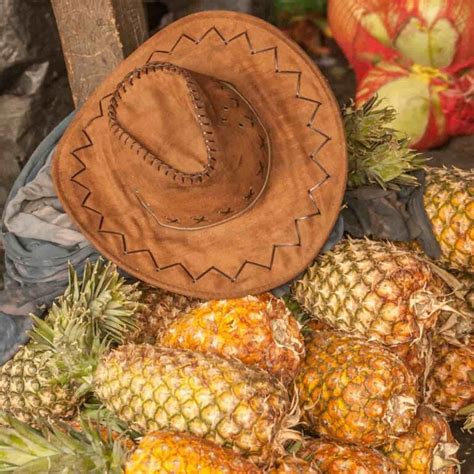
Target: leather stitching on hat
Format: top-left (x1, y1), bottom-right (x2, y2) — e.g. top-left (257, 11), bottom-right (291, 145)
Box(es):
top-left (68, 26), bottom-right (332, 284)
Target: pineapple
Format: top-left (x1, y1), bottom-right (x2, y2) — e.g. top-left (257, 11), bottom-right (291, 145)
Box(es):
top-left (423, 167), bottom-right (473, 274)
top-left (296, 330), bottom-right (417, 446)
top-left (382, 406), bottom-right (459, 473)
top-left (293, 239), bottom-right (445, 346)
top-left (268, 455), bottom-right (320, 473)
top-left (159, 294), bottom-right (304, 385)
top-left (426, 335), bottom-right (474, 417)
top-left (0, 412), bottom-right (128, 473)
top-left (125, 431), bottom-right (260, 473)
top-left (344, 98), bottom-right (473, 274)
top-left (0, 260), bottom-right (140, 425)
top-left (94, 344), bottom-right (299, 465)
top-left (130, 286), bottom-right (199, 345)
top-left (299, 439), bottom-right (398, 473)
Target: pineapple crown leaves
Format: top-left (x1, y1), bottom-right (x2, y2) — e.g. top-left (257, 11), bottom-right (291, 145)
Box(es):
top-left (27, 259), bottom-right (142, 395)
top-left (0, 412), bottom-right (128, 473)
top-left (343, 96), bottom-right (427, 190)
top-left (61, 259), bottom-right (141, 344)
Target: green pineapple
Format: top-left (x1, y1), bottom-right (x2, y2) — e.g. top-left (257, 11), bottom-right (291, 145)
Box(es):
top-left (0, 260), bottom-right (140, 425)
top-left (94, 344), bottom-right (299, 465)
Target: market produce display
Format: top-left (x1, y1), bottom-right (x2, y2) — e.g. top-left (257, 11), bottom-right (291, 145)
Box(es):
top-left (0, 50), bottom-right (472, 474)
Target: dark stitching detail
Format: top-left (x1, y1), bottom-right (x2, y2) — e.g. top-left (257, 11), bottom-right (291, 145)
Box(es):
top-left (219, 207), bottom-right (234, 215)
top-left (69, 26), bottom-right (333, 284)
top-left (192, 215), bottom-right (206, 224)
top-left (108, 62), bottom-right (216, 184)
top-left (257, 161), bottom-right (265, 176)
top-left (244, 187), bottom-right (255, 201)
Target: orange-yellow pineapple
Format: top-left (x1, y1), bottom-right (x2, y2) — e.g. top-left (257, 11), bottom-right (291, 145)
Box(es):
top-left (130, 286), bottom-right (199, 344)
top-left (160, 294), bottom-right (304, 384)
top-left (296, 330), bottom-right (417, 446)
top-left (382, 406), bottom-right (459, 473)
top-left (300, 439), bottom-right (398, 473)
top-left (269, 456), bottom-right (320, 473)
top-left (125, 431), bottom-right (260, 474)
top-left (426, 336), bottom-right (474, 417)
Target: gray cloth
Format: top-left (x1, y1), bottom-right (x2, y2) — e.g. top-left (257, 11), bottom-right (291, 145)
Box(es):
top-left (342, 170), bottom-right (441, 259)
top-left (0, 113), bottom-right (99, 365)
top-left (3, 151), bottom-right (87, 246)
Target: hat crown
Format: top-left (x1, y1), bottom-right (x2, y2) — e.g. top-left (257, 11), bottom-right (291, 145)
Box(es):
top-left (107, 62), bottom-right (271, 230)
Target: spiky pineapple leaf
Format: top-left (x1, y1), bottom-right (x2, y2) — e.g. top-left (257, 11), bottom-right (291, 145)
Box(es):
top-left (344, 96), bottom-right (426, 190)
top-left (24, 259), bottom-right (142, 398)
top-left (0, 412), bottom-right (128, 473)
top-left (59, 259), bottom-right (141, 345)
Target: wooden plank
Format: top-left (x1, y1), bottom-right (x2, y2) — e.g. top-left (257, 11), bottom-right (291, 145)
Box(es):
top-left (51, 0), bottom-right (148, 106)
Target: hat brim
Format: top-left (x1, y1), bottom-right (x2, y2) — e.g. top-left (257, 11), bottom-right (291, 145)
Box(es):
top-left (52, 11), bottom-right (347, 299)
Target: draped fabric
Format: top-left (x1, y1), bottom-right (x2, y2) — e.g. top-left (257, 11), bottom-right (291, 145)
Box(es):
top-left (0, 113), bottom-right (99, 365)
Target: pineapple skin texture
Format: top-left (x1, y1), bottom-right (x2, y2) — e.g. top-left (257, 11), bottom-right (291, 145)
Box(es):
top-left (0, 347), bottom-right (78, 424)
top-left (130, 286), bottom-right (199, 345)
top-left (268, 456), bottom-right (321, 473)
top-left (301, 440), bottom-right (398, 474)
top-left (125, 431), bottom-right (260, 474)
top-left (424, 167), bottom-right (474, 273)
top-left (160, 295), bottom-right (304, 385)
top-left (293, 239), bottom-right (443, 346)
top-left (426, 336), bottom-right (474, 417)
top-left (296, 331), bottom-right (417, 446)
top-left (382, 406), bottom-right (459, 474)
top-left (95, 344), bottom-right (292, 464)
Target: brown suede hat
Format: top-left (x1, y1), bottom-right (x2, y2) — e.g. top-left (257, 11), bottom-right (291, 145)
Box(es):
top-left (52, 11), bottom-right (347, 299)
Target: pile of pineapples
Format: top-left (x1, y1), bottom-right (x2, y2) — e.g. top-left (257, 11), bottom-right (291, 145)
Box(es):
top-left (0, 102), bottom-right (472, 473)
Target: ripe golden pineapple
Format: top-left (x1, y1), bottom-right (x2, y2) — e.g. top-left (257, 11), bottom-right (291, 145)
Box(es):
top-left (300, 439), bottom-right (398, 473)
top-left (296, 330), bottom-right (417, 446)
top-left (423, 167), bottom-right (473, 273)
top-left (426, 336), bottom-right (474, 417)
top-left (269, 455), bottom-right (320, 473)
top-left (125, 431), bottom-right (260, 474)
top-left (293, 239), bottom-right (445, 346)
top-left (130, 286), bottom-right (199, 344)
top-left (94, 344), bottom-right (298, 465)
top-left (382, 406), bottom-right (459, 474)
top-left (159, 294), bottom-right (304, 385)
top-left (0, 260), bottom-right (140, 425)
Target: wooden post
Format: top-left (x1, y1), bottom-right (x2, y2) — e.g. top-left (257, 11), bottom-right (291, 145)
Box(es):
top-left (50, 0), bottom-right (148, 107)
